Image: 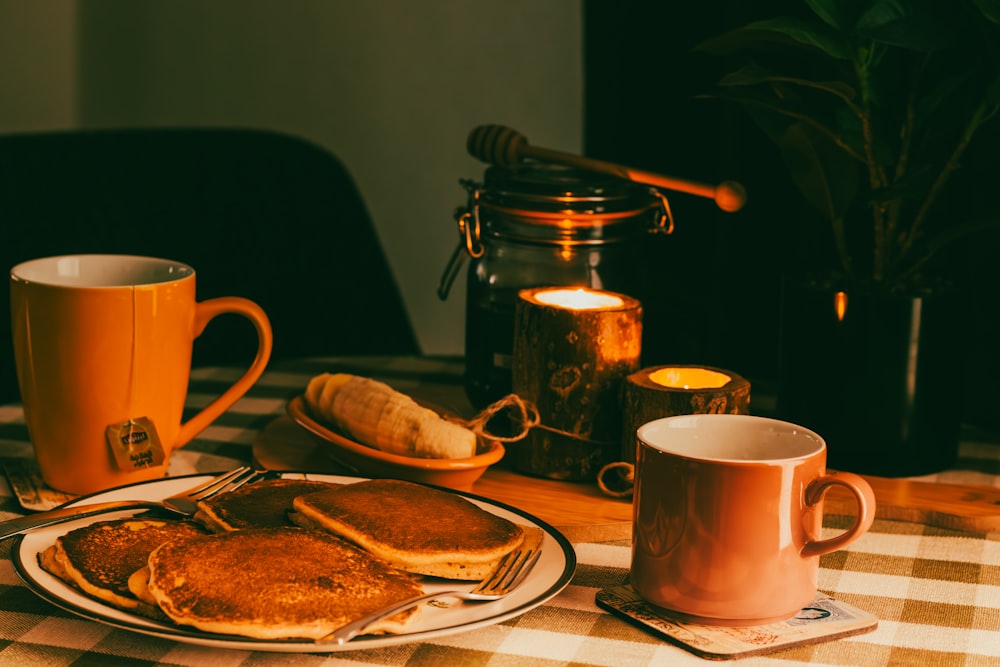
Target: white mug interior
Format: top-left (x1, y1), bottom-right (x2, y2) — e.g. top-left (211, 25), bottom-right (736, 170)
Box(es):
top-left (11, 254), bottom-right (194, 288)
top-left (637, 414), bottom-right (825, 463)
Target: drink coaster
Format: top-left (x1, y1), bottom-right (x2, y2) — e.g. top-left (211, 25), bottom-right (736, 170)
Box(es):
top-left (3, 459), bottom-right (75, 511)
top-left (596, 585), bottom-right (877, 660)
top-left (2, 453), bottom-right (245, 512)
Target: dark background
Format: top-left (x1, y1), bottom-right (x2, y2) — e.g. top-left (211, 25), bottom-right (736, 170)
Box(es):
top-left (582, 1), bottom-right (1000, 426)
top-left (583, 1), bottom-right (807, 386)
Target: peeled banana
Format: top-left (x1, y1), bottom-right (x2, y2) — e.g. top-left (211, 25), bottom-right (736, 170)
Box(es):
top-left (304, 373), bottom-right (478, 459)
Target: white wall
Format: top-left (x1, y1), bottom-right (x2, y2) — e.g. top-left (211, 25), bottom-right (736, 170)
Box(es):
top-left (0, 0), bottom-right (583, 356)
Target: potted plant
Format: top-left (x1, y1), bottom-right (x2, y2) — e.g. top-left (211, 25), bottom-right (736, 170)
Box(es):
top-left (696, 0), bottom-right (1000, 475)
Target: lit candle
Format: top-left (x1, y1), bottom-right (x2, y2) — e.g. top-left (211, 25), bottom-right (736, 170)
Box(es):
top-left (534, 287), bottom-right (624, 310)
top-left (511, 286), bottom-right (642, 481)
top-left (834, 290), bottom-right (848, 322)
top-left (647, 367), bottom-right (733, 390)
top-left (620, 365), bottom-right (751, 465)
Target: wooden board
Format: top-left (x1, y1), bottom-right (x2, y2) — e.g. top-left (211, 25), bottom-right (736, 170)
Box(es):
top-left (253, 415), bottom-right (634, 542)
top-left (824, 477), bottom-right (1000, 534)
top-left (253, 416), bottom-right (1000, 540)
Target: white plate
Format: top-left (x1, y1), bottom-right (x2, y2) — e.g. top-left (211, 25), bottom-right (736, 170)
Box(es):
top-left (12, 472), bottom-right (577, 653)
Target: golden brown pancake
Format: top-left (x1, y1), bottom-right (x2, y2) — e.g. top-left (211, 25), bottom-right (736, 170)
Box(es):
top-left (144, 526), bottom-right (424, 639)
top-left (127, 565), bottom-right (157, 608)
top-left (291, 478), bottom-right (525, 580)
top-left (38, 518), bottom-right (208, 618)
top-left (194, 477), bottom-right (339, 531)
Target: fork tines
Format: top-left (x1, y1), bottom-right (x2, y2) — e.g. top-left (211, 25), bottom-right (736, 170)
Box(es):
top-left (187, 466), bottom-right (257, 501)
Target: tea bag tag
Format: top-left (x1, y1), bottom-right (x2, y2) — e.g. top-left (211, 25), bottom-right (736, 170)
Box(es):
top-left (107, 417), bottom-right (166, 470)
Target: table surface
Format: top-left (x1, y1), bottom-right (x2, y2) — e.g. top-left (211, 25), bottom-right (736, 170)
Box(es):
top-left (0, 355), bottom-right (998, 667)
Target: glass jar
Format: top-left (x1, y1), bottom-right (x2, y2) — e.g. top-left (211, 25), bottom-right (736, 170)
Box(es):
top-left (438, 163), bottom-right (670, 408)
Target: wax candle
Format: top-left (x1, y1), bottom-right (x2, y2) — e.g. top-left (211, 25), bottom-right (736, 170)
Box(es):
top-left (620, 365), bottom-right (751, 465)
top-left (647, 367), bottom-right (733, 390)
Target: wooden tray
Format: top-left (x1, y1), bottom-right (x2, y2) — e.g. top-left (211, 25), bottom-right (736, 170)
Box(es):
top-left (253, 415), bottom-right (633, 542)
top-left (252, 416), bottom-right (1000, 541)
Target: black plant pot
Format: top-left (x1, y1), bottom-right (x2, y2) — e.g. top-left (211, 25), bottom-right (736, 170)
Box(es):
top-left (776, 279), bottom-right (962, 477)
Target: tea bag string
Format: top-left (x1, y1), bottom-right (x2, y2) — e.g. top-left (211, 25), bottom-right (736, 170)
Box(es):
top-left (127, 285), bottom-right (138, 426)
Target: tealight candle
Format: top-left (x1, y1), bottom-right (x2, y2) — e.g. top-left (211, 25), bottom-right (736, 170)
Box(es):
top-left (597, 364), bottom-right (751, 497)
top-left (619, 365), bottom-right (751, 465)
top-left (512, 286), bottom-right (642, 480)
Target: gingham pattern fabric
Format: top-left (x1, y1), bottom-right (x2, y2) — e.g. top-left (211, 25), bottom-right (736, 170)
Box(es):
top-left (0, 356), bottom-right (997, 667)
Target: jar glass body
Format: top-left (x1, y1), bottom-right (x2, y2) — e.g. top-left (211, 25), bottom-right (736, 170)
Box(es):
top-left (457, 165), bottom-right (663, 408)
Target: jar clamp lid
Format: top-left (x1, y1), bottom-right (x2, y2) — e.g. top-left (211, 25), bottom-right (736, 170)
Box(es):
top-left (438, 163), bottom-right (672, 299)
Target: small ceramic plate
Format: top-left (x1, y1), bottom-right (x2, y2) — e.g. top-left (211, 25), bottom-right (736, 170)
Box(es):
top-left (285, 396), bottom-right (504, 490)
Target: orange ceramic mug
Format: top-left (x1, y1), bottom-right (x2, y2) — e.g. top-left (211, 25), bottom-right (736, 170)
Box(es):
top-left (10, 255), bottom-right (273, 495)
top-left (631, 414), bottom-right (876, 626)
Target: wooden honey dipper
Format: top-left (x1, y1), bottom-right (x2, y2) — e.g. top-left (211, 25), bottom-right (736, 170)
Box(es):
top-left (467, 124), bottom-right (747, 212)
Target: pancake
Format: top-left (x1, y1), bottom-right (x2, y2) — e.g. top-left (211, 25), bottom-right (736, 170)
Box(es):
top-left (144, 526), bottom-right (424, 640)
top-left (38, 518), bottom-right (208, 618)
top-left (291, 478), bottom-right (525, 580)
top-left (194, 478), bottom-right (340, 531)
top-left (127, 565), bottom-right (158, 608)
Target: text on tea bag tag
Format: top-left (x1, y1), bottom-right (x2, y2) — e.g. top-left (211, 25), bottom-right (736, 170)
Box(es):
top-left (107, 417), bottom-right (166, 469)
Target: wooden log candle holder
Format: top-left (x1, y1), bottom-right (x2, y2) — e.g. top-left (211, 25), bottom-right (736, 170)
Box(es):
top-left (511, 287), bottom-right (642, 481)
top-left (597, 365), bottom-right (751, 497)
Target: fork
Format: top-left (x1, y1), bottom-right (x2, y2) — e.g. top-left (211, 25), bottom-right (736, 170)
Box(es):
top-left (0, 465), bottom-right (261, 541)
top-left (318, 533), bottom-right (544, 645)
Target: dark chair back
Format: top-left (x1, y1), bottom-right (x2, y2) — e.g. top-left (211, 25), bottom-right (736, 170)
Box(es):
top-left (0, 127), bottom-right (419, 404)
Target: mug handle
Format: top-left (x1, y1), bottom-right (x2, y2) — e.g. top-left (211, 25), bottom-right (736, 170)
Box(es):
top-left (800, 471), bottom-right (877, 558)
top-left (174, 297), bottom-right (273, 448)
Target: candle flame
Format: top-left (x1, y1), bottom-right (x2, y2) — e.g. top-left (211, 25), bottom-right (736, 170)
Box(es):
top-left (834, 291), bottom-right (848, 322)
top-left (648, 367), bottom-right (731, 389)
top-left (535, 287), bottom-right (624, 310)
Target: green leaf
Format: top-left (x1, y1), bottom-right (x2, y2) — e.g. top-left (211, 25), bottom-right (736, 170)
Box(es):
top-left (752, 17), bottom-right (853, 59)
top-left (806, 0), bottom-right (871, 30)
top-left (913, 71), bottom-right (981, 129)
top-left (856, 0), bottom-right (963, 50)
top-left (716, 62), bottom-right (858, 102)
top-left (695, 17), bottom-right (853, 61)
top-left (759, 118), bottom-right (861, 224)
top-left (702, 81), bottom-right (866, 160)
top-left (973, 0), bottom-right (1000, 24)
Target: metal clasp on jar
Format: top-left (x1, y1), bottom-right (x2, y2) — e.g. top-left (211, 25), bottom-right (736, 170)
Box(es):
top-left (649, 188), bottom-right (675, 234)
top-left (437, 179), bottom-right (485, 300)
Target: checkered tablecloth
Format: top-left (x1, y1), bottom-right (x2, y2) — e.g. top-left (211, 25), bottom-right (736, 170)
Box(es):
top-left (0, 356), bottom-right (997, 666)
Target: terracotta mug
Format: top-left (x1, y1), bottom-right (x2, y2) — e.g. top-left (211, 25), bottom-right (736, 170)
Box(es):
top-left (631, 413), bottom-right (876, 626)
top-left (10, 255), bottom-right (273, 495)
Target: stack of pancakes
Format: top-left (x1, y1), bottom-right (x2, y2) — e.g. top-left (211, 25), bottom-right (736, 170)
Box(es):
top-left (39, 517), bottom-right (208, 619)
top-left (38, 476), bottom-right (528, 641)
